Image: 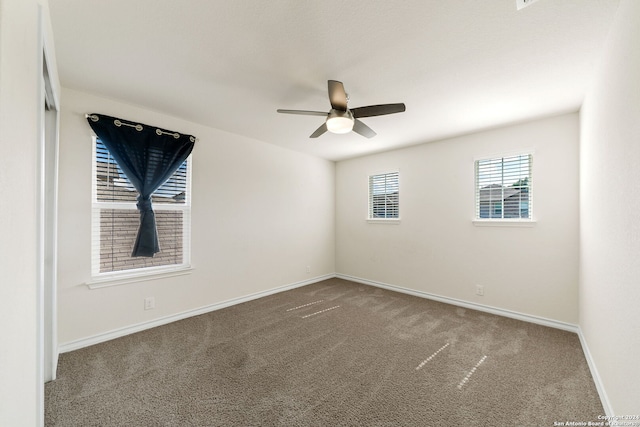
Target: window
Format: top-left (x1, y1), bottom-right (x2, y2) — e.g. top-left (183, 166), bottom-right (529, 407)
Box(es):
top-left (92, 137), bottom-right (191, 277)
top-left (475, 154), bottom-right (532, 220)
top-left (369, 172), bottom-right (399, 219)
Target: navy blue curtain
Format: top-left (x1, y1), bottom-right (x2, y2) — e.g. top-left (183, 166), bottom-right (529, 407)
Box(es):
top-left (87, 114), bottom-right (196, 257)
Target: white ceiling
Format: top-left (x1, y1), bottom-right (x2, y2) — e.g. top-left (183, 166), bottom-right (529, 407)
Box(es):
top-left (49, 0), bottom-right (619, 161)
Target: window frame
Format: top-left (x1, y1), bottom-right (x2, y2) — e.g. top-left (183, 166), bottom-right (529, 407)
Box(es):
top-left (473, 152), bottom-right (535, 227)
top-left (367, 170), bottom-right (400, 224)
top-left (88, 136), bottom-right (193, 288)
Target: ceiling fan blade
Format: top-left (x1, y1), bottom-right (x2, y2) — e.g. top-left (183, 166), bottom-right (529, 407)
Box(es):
top-left (310, 122), bottom-right (328, 138)
top-left (351, 103), bottom-right (406, 118)
top-left (328, 80), bottom-right (348, 111)
top-left (277, 109), bottom-right (328, 117)
top-left (352, 119), bottom-right (377, 139)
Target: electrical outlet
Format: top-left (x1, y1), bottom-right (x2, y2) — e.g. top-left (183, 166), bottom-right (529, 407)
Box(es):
top-left (306, 265), bottom-right (311, 274)
top-left (144, 296), bottom-right (155, 310)
top-left (475, 285), bottom-right (484, 296)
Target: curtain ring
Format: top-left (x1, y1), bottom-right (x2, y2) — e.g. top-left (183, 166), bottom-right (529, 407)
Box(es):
top-left (156, 128), bottom-right (181, 139)
top-left (89, 114), bottom-right (99, 122)
top-left (115, 119), bottom-right (143, 131)
top-left (190, 136), bottom-right (196, 143)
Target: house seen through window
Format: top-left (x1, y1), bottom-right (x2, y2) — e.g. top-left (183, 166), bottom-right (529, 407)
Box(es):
top-left (369, 171), bottom-right (399, 219)
top-left (92, 137), bottom-right (191, 275)
top-left (475, 154), bottom-right (532, 220)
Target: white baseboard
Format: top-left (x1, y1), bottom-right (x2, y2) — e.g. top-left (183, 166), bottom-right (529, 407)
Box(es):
top-left (335, 273), bottom-right (618, 414)
top-left (58, 274), bottom-right (334, 354)
top-left (59, 272), bottom-right (611, 415)
top-left (60, 271), bottom-right (580, 350)
top-left (335, 273), bottom-right (579, 333)
top-left (577, 327), bottom-right (613, 416)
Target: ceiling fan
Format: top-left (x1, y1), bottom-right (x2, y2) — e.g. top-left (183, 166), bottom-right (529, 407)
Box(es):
top-left (277, 80), bottom-right (406, 139)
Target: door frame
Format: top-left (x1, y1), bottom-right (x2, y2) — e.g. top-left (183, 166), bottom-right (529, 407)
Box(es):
top-left (37, 5), bottom-right (60, 424)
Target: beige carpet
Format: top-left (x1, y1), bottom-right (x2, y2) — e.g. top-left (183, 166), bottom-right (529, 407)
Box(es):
top-left (46, 278), bottom-right (603, 426)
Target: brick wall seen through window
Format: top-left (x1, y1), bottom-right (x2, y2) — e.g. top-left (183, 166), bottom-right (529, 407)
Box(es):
top-left (92, 138), bottom-right (191, 275)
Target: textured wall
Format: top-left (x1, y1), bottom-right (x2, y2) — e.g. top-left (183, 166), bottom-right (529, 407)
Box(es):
top-left (336, 114), bottom-right (580, 324)
top-left (56, 89), bottom-right (336, 345)
top-left (0, 0), bottom-right (57, 424)
top-left (580, 0), bottom-right (640, 415)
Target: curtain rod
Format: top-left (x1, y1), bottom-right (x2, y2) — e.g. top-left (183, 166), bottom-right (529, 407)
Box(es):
top-left (85, 114), bottom-right (199, 142)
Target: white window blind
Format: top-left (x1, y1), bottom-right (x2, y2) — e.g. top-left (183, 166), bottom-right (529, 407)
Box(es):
top-left (369, 172), bottom-right (399, 219)
top-left (92, 137), bottom-right (191, 276)
top-left (475, 154), bottom-right (532, 220)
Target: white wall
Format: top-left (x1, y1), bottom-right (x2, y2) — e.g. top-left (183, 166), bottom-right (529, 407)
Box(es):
top-left (336, 114), bottom-right (580, 324)
top-left (57, 89), bottom-right (335, 345)
top-left (0, 0), bottom-right (57, 424)
top-left (580, 0), bottom-right (640, 415)
top-left (0, 2), bottom-right (38, 423)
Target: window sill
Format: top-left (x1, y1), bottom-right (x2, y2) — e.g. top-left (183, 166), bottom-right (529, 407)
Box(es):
top-left (367, 218), bottom-right (401, 224)
top-left (86, 266), bottom-right (193, 289)
top-left (472, 219), bottom-right (536, 228)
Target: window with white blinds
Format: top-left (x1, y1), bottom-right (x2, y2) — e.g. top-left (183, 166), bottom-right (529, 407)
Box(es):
top-left (92, 137), bottom-right (191, 276)
top-left (369, 172), bottom-right (399, 219)
top-left (475, 154), bottom-right (532, 220)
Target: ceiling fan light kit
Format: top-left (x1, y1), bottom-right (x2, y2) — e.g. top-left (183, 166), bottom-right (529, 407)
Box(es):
top-left (277, 80), bottom-right (406, 139)
top-left (326, 110), bottom-right (354, 134)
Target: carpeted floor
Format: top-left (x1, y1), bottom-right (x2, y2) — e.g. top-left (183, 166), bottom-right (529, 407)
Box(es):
top-left (46, 278), bottom-right (604, 426)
